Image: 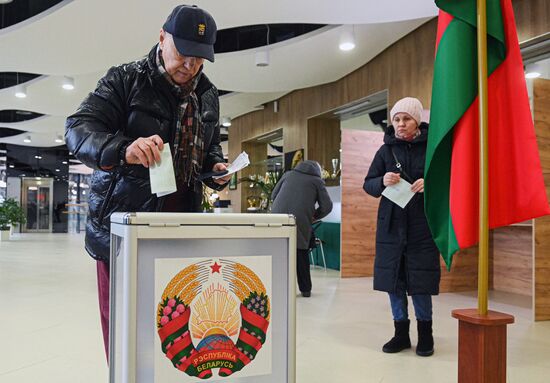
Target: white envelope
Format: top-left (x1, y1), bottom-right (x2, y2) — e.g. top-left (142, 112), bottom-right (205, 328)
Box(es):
top-left (149, 146), bottom-right (177, 197)
top-left (381, 178), bottom-right (416, 209)
top-left (212, 151), bottom-right (250, 179)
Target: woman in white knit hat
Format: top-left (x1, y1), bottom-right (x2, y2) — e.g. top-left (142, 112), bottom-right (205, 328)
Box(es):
top-left (363, 97), bottom-right (440, 357)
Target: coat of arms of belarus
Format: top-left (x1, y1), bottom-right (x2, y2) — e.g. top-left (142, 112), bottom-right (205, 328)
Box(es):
top-left (156, 258), bottom-right (270, 379)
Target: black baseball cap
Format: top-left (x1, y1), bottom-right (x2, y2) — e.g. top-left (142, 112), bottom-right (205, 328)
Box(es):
top-left (163, 5), bottom-right (217, 62)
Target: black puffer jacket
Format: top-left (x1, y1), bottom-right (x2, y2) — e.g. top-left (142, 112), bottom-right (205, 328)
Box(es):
top-left (65, 45), bottom-right (225, 262)
top-left (363, 123), bottom-right (440, 295)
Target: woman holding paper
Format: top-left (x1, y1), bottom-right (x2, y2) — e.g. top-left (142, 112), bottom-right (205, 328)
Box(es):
top-left (363, 97), bottom-right (440, 357)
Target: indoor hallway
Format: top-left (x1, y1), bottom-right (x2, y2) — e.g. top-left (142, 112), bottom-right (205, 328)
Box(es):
top-left (0, 233), bottom-right (548, 383)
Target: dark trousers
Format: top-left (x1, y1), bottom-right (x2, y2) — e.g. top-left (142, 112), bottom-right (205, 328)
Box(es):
top-left (297, 249), bottom-right (312, 293)
top-left (97, 260), bottom-right (110, 361)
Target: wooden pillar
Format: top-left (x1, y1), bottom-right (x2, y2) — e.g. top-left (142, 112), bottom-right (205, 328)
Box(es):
top-left (452, 309), bottom-right (514, 383)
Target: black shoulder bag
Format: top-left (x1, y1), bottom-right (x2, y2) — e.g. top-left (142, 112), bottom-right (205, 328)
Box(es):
top-left (390, 147), bottom-right (413, 183)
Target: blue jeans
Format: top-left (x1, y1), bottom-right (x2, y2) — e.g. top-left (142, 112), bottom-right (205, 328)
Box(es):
top-left (388, 292), bottom-right (432, 321)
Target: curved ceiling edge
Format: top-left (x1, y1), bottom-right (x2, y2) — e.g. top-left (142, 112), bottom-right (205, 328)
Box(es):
top-left (215, 25), bottom-right (337, 58)
top-left (0, 0), bottom-right (74, 36)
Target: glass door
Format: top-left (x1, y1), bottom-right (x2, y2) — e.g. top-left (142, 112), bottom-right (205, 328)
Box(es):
top-left (21, 178), bottom-right (53, 233)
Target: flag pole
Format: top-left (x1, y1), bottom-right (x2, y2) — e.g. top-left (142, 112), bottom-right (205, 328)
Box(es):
top-left (477, 0), bottom-right (489, 316)
top-left (453, 1), bottom-right (515, 380)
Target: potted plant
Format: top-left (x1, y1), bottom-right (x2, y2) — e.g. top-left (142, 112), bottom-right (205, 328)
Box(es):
top-left (0, 198), bottom-right (26, 240)
top-left (0, 202), bottom-right (9, 241)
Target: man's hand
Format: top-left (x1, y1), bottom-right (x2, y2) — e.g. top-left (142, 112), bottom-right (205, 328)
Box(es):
top-left (411, 178), bottom-right (424, 193)
top-left (125, 135), bottom-right (164, 168)
top-left (383, 172), bottom-right (401, 186)
top-left (212, 162), bottom-right (231, 185)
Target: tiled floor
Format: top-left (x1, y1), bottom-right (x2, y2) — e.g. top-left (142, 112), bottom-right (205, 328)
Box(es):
top-left (1, 233), bottom-right (549, 382)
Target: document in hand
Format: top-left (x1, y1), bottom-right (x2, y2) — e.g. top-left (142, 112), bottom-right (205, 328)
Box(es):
top-left (212, 151), bottom-right (250, 179)
top-left (381, 178), bottom-right (415, 209)
top-left (149, 146), bottom-right (177, 197)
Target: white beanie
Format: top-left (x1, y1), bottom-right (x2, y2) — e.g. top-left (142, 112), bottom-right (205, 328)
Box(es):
top-left (390, 97), bottom-right (423, 127)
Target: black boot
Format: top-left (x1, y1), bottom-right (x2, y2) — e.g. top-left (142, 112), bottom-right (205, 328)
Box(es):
top-left (382, 320), bottom-right (411, 353)
top-left (416, 320), bottom-right (434, 356)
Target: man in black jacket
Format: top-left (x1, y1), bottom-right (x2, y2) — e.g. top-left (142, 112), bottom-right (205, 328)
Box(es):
top-left (65, 5), bottom-right (229, 357)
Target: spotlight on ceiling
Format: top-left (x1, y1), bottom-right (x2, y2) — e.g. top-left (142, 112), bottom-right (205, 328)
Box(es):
top-left (62, 76), bottom-right (75, 90)
top-left (339, 25), bottom-right (356, 51)
top-left (255, 24), bottom-right (271, 67)
top-left (23, 135), bottom-right (31, 143)
top-left (15, 84), bottom-right (27, 98)
top-left (8, 164), bottom-right (14, 168)
top-left (525, 63), bottom-right (542, 79)
top-left (255, 50), bottom-right (269, 67)
top-left (55, 134), bottom-right (64, 143)
top-left (221, 116), bottom-right (232, 127)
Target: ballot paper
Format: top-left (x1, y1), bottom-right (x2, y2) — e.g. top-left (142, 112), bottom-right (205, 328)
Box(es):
top-left (381, 178), bottom-right (416, 209)
top-left (212, 151), bottom-right (250, 179)
top-left (149, 146), bottom-right (177, 197)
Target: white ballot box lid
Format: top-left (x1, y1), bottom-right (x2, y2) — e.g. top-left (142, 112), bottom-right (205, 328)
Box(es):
top-left (111, 212), bottom-right (295, 226)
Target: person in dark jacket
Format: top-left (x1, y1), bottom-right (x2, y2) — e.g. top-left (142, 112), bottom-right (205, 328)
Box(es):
top-left (65, 5), bottom-right (229, 357)
top-left (363, 97), bottom-right (440, 357)
top-left (271, 160), bottom-right (333, 297)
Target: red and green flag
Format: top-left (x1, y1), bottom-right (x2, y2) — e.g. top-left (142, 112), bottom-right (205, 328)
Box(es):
top-left (425, 0), bottom-right (550, 270)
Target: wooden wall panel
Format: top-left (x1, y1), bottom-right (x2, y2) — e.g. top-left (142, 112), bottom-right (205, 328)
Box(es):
top-left (439, 247), bottom-right (481, 293)
top-left (492, 227), bottom-right (533, 296)
top-left (513, 0), bottom-right (550, 43)
top-left (341, 130), bottom-right (383, 277)
top-left (535, 216), bottom-right (550, 321)
top-left (534, 78), bottom-right (550, 321)
top-left (307, 118), bottom-right (341, 186)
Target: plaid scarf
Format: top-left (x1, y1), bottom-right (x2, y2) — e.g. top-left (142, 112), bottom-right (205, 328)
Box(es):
top-left (156, 46), bottom-right (205, 189)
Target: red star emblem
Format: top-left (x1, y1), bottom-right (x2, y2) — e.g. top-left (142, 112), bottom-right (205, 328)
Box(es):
top-left (210, 262), bottom-right (222, 273)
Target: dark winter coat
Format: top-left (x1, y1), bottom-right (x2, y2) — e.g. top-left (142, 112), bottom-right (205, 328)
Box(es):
top-left (65, 45), bottom-right (225, 262)
top-left (271, 161), bottom-right (333, 249)
top-left (363, 123), bottom-right (440, 295)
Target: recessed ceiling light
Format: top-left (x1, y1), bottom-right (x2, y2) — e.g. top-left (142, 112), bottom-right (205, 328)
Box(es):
top-left (8, 164), bottom-right (14, 168)
top-left (525, 62), bottom-right (543, 79)
top-left (62, 161), bottom-right (68, 165)
top-left (525, 71), bottom-right (541, 79)
top-left (62, 76), bottom-right (75, 90)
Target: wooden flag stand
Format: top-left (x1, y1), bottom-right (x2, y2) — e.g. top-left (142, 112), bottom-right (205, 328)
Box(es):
top-left (452, 309), bottom-right (514, 383)
top-left (452, 1), bottom-right (515, 382)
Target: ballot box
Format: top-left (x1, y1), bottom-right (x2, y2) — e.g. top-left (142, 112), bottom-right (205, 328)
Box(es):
top-left (109, 213), bottom-right (296, 383)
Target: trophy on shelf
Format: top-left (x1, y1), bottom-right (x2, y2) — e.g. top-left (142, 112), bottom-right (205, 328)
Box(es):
top-left (246, 196), bottom-right (259, 211)
top-left (331, 158), bottom-right (340, 179)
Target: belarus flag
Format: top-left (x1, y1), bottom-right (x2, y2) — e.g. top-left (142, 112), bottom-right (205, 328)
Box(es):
top-left (425, 0), bottom-right (550, 270)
